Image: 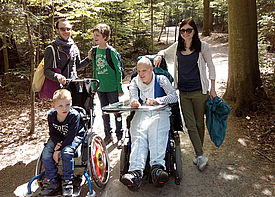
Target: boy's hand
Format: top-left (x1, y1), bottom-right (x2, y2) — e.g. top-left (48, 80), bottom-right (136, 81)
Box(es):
top-left (146, 98), bottom-right (159, 105)
top-left (54, 142), bottom-right (62, 151)
top-left (53, 151), bottom-right (61, 163)
top-left (130, 100), bottom-right (140, 108)
top-left (119, 93), bottom-right (124, 97)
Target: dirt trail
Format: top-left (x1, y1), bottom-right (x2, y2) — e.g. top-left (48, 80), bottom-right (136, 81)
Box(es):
top-left (0, 28), bottom-right (274, 197)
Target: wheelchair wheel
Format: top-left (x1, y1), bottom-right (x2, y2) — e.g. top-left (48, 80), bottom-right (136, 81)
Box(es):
top-left (174, 144), bottom-right (183, 185)
top-left (87, 133), bottom-right (110, 189)
top-left (119, 144), bottom-right (129, 180)
top-left (35, 153), bottom-right (46, 188)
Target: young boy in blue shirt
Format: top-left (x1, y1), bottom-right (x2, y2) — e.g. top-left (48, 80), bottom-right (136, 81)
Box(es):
top-left (88, 23), bottom-right (124, 145)
top-left (40, 89), bottom-right (85, 196)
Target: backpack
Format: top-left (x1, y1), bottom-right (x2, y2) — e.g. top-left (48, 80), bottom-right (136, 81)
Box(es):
top-left (92, 46), bottom-right (125, 79)
top-left (32, 59), bottom-right (45, 92)
top-left (32, 45), bottom-right (56, 92)
top-left (134, 55), bottom-right (173, 83)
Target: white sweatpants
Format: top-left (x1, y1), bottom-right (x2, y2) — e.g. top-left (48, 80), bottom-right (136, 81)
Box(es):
top-left (128, 109), bottom-right (171, 174)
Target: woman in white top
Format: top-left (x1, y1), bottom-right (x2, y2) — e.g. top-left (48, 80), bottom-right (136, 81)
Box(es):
top-left (154, 18), bottom-right (217, 171)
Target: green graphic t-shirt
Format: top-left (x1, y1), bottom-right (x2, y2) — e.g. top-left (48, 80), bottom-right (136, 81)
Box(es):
top-left (92, 47), bottom-right (123, 93)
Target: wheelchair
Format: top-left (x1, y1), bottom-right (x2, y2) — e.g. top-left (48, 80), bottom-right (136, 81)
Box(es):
top-left (119, 55), bottom-right (184, 186)
top-left (119, 106), bottom-right (183, 186)
top-left (27, 79), bottom-right (110, 197)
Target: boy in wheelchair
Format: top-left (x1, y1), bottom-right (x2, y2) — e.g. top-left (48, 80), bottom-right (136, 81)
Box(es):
top-left (121, 57), bottom-right (178, 191)
top-left (40, 89), bottom-right (85, 196)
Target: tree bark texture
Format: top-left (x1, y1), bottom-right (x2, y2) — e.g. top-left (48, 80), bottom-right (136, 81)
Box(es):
top-left (2, 36), bottom-right (9, 73)
top-left (225, 0), bottom-right (262, 116)
top-left (24, 1), bottom-right (35, 134)
top-left (202, 0), bottom-right (210, 36)
top-left (150, 0), bottom-right (154, 53)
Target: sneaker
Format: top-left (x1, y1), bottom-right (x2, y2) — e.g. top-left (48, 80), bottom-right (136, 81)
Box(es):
top-left (120, 170), bottom-right (142, 191)
top-left (62, 179), bottom-right (73, 197)
top-left (197, 156), bottom-right (208, 171)
top-left (104, 135), bottom-right (113, 144)
top-left (193, 156), bottom-right (198, 165)
top-left (40, 178), bottom-right (61, 196)
top-left (151, 165), bottom-right (169, 187)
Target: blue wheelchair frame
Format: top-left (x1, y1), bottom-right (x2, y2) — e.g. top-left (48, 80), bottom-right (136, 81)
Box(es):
top-left (27, 79), bottom-right (109, 197)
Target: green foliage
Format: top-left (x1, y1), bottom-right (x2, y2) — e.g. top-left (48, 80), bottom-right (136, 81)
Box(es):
top-left (1, 0), bottom-right (273, 72)
top-left (211, 0), bottom-right (228, 32)
top-left (257, 0), bottom-right (275, 53)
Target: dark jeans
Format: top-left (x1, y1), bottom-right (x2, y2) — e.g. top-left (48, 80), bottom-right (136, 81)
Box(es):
top-left (41, 137), bottom-right (82, 180)
top-left (97, 90), bottom-right (123, 138)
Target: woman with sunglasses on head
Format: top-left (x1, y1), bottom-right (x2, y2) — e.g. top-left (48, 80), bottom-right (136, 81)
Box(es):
top-left (154, 18), bottom-right (217, 171)
top-left (43, 18), bottom-right (91, 99)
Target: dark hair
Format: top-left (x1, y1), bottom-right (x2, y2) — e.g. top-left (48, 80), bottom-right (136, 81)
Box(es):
top-left (55, 18), bottom-right (70, 29)
top-left (177, 18), bottom-right (201, 52)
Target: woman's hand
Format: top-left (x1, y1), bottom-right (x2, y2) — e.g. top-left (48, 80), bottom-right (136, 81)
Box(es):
top-left (210, 89), bottom-right (217, 100)
top-left (130, 99), bottom-right (140, 108)
top-left (153, 55), bottom-right (162, 67)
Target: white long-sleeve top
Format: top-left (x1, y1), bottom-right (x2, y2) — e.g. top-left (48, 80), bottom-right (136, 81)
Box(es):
top-left (129, 74), bottom-right (178, 105)
top-left (157, 41), bottom-right (216, 94)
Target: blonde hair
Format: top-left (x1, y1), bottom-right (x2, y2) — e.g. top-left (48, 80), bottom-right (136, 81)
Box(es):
top-left (52, 89), bottom-right (72, 103)
top-left (137, 57), bottom-right (153, 68)
top-left (93, 23), bottom-right (111, 41)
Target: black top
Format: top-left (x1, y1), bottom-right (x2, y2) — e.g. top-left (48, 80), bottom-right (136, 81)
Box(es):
top-left (177, 51), bottom-right (202, 92)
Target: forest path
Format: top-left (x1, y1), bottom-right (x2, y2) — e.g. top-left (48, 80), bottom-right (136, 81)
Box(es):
top-left (0, 28), bottom-right (273, 197)
top-left (95, 29), bottom-right (273, 197)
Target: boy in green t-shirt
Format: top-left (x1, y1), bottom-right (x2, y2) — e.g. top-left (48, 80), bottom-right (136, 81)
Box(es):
top-left (88, 23), bottom-right (124, 145)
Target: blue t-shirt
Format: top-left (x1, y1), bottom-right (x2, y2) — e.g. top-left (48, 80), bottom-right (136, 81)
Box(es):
top-left (48, 107), bottom-right (85, 150)
top-left (177, 51), bottom-right (202, 92)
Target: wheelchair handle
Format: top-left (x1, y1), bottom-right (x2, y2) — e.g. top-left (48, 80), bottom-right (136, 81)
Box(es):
top-left (66, 78), bottom-right (100, 93)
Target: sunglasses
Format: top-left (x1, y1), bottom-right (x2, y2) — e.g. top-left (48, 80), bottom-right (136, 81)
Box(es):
top-left (59, 27), bottom-right (72, 32)
top-left (179, 28), bottom-right (193, 34)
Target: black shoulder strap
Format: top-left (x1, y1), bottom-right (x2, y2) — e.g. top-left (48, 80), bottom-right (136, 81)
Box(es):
top-left (106, 46), bottom-right (116, 72)
top-left (92, 47), bottom-right (97, 62)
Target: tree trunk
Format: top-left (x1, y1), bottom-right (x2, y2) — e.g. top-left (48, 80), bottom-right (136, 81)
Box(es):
top-left (174, 26), bottom-right (177, 42)
top-left (51, 1), bottom-right (55, 40)
top-left (224, 0), bottom-right (263, 116)
top-left (150, 0), bottom-right (154, 53)
top-left (2, 36), bottom-right (9, 73)
top-left (158, 10), bottom-right (166, 42)
top-left (24, 0), bottom-right (35, 134)
top-left (202, 0), bottom-right (210, 36)
top-left (166, 27), bottom-right (169, 45)
top-left (209, 7), bottom-right (213, 32)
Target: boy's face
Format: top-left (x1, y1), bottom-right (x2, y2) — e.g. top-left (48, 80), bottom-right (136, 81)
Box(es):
top-left (93, 30), bottom-right (106, 45)
top-left (137, 63), bottom-right (153, 85)
top-left (53, 98), bottom-right (72, 119)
